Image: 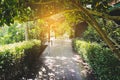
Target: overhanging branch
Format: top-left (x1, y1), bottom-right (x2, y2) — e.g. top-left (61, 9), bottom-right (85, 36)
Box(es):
top-left (28, 8), bottom-right (120, 22)
top-left (26, 0), bottom-right (56, 5)
top-left (87, 9), bottom-right (120, 21)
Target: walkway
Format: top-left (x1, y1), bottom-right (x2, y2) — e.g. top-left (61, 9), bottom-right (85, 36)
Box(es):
top-left (35, 39), bottom-right (82, 80)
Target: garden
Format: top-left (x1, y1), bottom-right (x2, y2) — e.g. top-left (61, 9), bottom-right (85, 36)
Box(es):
top-left (0, 0), bottom-right (120, 80)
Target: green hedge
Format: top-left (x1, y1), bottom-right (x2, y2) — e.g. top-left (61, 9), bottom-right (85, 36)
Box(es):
top-left (73, 39), bottom-right (120, 80)
top-left (0, 40), bottom-right (41, 79)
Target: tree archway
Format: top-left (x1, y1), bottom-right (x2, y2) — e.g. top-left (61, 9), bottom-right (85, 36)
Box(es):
top-left (0, 0), bottom-right (120, 59)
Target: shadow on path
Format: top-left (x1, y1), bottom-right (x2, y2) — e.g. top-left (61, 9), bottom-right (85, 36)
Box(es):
top-left (15, 39), bottom-right (82, 80)
top-left (34, 39), bottom-right (82, 80)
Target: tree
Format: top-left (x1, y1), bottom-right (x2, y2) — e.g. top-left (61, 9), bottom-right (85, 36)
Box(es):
top-left (0, 0), bottom-right (32, 26)
top-left (0, 0), bottom-right (120, 59)
top-left (65, 0), bottom-right (120, 59)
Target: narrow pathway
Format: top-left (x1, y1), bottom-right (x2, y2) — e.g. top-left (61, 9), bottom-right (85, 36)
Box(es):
top-left (36, 39), bottom-right (82, 80)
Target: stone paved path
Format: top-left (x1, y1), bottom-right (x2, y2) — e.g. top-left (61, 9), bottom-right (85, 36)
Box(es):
top-left (35, 39), bottom-right (82, 80)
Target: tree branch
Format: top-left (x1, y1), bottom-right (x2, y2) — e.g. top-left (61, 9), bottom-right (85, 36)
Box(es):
top-left (87, 9), bottom-right (120, 21)
top-left (26, 0), bottom-right (56, 5)
top-left (72, 3), bottom-right (120, 59)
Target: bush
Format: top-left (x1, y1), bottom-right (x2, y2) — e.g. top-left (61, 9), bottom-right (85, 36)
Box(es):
top-left (0, 40), bottom-right (41, 79)
top-left (73, 39), bottom-right (120, 80)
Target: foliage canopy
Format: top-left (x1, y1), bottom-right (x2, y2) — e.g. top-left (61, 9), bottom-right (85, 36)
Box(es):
top-left (0, 0), bottom-right (120, 58)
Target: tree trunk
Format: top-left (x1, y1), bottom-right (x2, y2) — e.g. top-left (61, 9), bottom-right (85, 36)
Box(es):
top-left (25, 22), bottom-right (29, 41)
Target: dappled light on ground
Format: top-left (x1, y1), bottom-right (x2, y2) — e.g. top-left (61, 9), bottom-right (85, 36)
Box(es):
top-left (35, 55), bottom-right (82, 80)
top-left (32, 39), bottom-right (82, 80)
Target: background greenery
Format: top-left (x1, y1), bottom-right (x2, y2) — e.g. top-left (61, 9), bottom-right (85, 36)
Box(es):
top-left (0, 23), bottom-right (25, 45)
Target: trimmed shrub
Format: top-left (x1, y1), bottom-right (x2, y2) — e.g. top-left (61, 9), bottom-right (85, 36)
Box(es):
top-left (73, 39), bottom-right (120, 80)
top-left (0, 40), bottom-right (41, 79)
